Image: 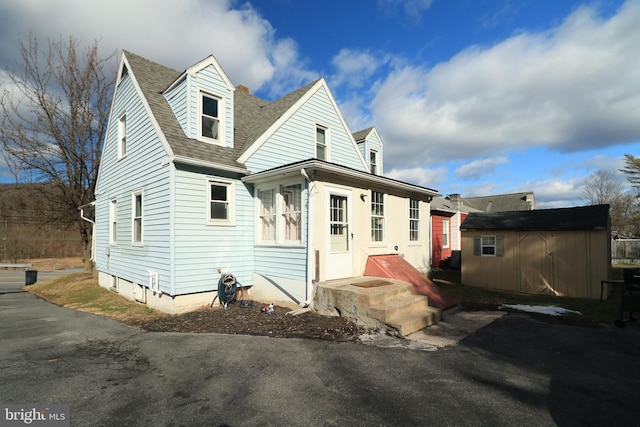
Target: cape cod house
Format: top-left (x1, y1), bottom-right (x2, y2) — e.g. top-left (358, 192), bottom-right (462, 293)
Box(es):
top-left (93, 51), bottom-right (439, 313)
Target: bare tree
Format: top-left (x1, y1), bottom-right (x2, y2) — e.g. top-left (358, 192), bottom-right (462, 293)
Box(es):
top-left (0, 34), bottom-right (115, 270)
top-left (582, 169), bottom-right (623, 205)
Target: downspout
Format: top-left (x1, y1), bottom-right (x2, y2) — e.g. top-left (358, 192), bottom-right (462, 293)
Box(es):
top-left (78, 202), bottom-right (96, 262)
top-left (301, 168), bottom-right (313, 307)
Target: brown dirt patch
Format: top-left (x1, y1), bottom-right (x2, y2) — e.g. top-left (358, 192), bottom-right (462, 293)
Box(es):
top-left (139, 302), bottom-right (367, 341)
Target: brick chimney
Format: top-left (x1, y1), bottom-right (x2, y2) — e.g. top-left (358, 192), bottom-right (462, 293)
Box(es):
top-left (236, 85), bottom-right (250, 94)
top-left (447, 193), bottom-right (462, 206)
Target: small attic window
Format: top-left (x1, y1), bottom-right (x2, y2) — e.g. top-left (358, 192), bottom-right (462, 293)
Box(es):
top-left (201, 92), bottom-right (221, 143)
top-left (119, 65), bottom-right (128, 80)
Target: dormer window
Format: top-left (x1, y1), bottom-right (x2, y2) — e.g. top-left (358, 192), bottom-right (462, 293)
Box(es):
top-left (201, 93), bottom-right (220, 142)
top-left (370, 150), bottom-right (378, 175)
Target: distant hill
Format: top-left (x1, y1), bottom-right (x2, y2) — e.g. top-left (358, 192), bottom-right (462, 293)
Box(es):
top-left (0, 183), bottom-right (82, 261)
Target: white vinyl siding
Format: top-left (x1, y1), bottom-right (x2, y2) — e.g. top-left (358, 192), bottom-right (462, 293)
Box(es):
top-left (94, 70), bottom-right (172, 295)
top-left (244, 85), bottom-right (366, 173)
top-left (172, 168), bottom-right (254, 294)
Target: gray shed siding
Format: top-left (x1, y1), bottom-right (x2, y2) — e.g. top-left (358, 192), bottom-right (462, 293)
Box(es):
top-left (94, 73), bottom-right (172, 293)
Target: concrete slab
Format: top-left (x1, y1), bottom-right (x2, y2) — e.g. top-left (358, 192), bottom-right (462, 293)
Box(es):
top-left (360, 309), bottom-right (506, 351)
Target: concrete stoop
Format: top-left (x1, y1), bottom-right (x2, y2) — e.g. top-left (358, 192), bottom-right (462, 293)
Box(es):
top-left (314, 276), bottom-right (442, 336)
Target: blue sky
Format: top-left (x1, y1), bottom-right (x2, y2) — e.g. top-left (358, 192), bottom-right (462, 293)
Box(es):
top-left (1, 0), bottom-right (639, 207)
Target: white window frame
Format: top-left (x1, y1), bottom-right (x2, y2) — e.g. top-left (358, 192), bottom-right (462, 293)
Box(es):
top-left (118, 114), bottom-right (126, 159)
top-left (258, 188), bottom-right (276, 243)
top-left (109, 199), bottom-right (117, 245)
top-left (256, 180), bottom-right (304, 246)
top-left (443, 219), bottom-right (450, 248)
top-left (409, 199), bottom-right (420, 242)
top-left (132, 190), bottom-right (143, 246)
top-left (371, 191), bottom-right (385, 243)
top-left (282, 183), bottom-right (302, 243)
top-left (199, 91), bottom-right (224, 144)
top-left (316, 124), bottom-right (328, 160)
top-left (207, 179), bottom-right (235, 225)
top-left (370, 149), bottom-right (378, 175)
top-left (481, 235), bottom-right (496, 256)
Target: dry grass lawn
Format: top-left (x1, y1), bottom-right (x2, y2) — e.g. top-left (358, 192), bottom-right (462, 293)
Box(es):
top-left (26, 272), bottom-right (167, 326)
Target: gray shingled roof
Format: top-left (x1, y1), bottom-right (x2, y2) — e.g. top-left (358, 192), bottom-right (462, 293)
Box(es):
top-left (460, 204), bottom-right (610, 231)
top-left (124, 51), bottom-right (320, 172)
top-left (430, 197), bottom-right (482, 214)
top-left (352, 127), bottom-right (374, 142)
top-left (461, 192), bottom-right (534, 212)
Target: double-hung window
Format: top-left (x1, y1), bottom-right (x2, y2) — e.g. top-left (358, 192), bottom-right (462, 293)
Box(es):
top-left (473, 235), bottom-right (504, 257)
top-left (208, 180), bottom-right (233, 224)
top-left (443, 219), bottom-right (450, 248)
top-left (371, 191), bottom-right (384, 242)
top-left (201, 93), bottom-right (221, 142)
top-left (257, 183), bottom-right (303, 244)
top-left (282, 184), bottom-right (302, 242)
top-left (316, 125), bottom-right (327, 160)
top-left (409, 199), bottom-right (419, 241)
top-left (110, 199), bottom-right (117, 245)
top-left (132, 191), bottom-right (143, 245)
top-left (259, 189), bottom-right (276, 241)
top-left (118, 114), bottom-right (126, 158)
top-left (370, 150), bottom-right (378, 175)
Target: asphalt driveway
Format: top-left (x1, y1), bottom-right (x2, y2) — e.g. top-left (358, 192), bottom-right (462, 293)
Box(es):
top-left (2, 271), bottom-right (640, 426)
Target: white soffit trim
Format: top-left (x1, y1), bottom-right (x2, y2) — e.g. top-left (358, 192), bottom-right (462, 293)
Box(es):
top-left (170, 155), bottom-right (250, 175)
top-left (242, 160), bottom-right (440, 197)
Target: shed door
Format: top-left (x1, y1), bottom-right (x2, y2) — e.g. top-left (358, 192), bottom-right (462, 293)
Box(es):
top-left (517, 232), bottom-right (554, 295)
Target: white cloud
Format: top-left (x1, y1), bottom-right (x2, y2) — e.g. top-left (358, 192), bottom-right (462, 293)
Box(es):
top-left (372, 1), bottom-right (640, 169)
top-left (386, 166), bottom-right (446, 189)
top-left (455, 156), bottom-right (509, 180)
top-left (0, 0), bottom-right (314, 98)
top-left (330, 49), bottom-right (381, 89)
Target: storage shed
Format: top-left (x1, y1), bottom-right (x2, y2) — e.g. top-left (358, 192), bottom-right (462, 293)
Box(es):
top-left (460, 204), bottom-right (611, 299)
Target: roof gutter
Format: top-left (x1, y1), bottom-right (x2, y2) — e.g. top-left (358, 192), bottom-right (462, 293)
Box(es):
top-left (169, 155), bottom-right (250, 175)
top-left (242, 160), bottom-right (440, 199)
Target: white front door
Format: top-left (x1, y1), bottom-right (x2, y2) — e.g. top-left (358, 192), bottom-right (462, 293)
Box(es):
top-left (325, 189), bottom-right (352, 280)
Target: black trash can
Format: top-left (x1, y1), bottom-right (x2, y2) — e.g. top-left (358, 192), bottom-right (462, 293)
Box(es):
top-left (25, 270), bottom-right (38, 286)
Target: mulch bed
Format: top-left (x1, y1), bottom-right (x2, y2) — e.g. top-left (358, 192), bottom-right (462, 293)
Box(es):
top-left (140, 302), bottom-right (367, 341)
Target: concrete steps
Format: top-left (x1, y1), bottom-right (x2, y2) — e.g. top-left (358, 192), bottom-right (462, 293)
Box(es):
top-left (314, 276), bottom-right (442, 336)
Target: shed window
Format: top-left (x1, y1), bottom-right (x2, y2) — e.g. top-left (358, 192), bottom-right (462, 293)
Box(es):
top-left (473, 235), bottom-right (504, 256)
